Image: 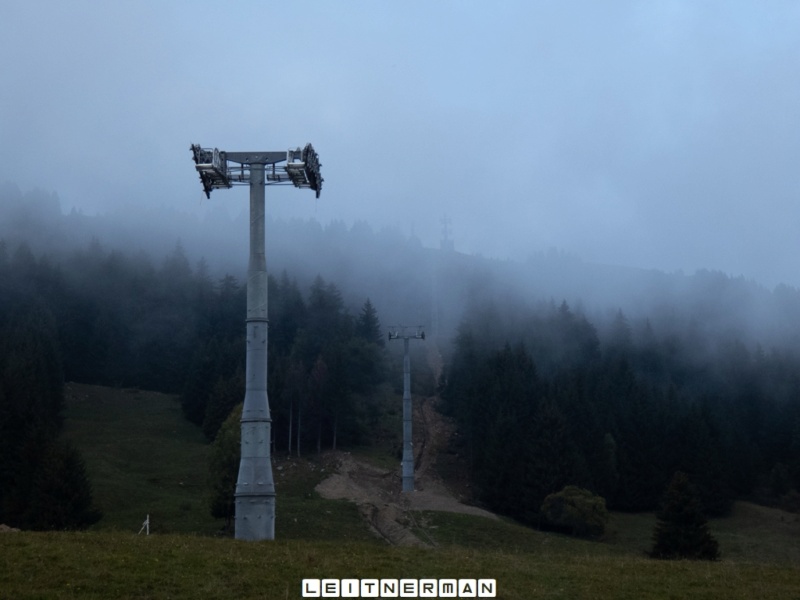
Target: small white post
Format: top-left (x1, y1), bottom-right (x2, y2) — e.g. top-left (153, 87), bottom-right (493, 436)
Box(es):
top-left (139, 514), bottom-right (150, 535)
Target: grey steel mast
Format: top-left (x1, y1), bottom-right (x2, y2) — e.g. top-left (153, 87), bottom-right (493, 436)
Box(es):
top-left (190, 144), bottom-right (322, 540)
top-left (388, 326), bottom-right (425, 492)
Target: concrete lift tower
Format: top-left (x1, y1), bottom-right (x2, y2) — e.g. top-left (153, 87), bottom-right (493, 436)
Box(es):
top-left (190, 143), bottom-right (322, 541)
top-left (388, 326), bottom-right (425, 492)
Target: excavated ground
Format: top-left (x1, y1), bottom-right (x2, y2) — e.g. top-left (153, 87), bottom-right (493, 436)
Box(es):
top-left (315, 343), bottom-right (497, 546)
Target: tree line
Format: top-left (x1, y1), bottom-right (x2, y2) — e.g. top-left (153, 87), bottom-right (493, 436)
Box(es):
top-left (0, 238), bottom-right (391, 528)
top-left (181, 270), bottom-right (390, 452)
top-left (0, 241), bottom-right (100, 529)
top-left (441, 298), bottom-right (800, 524)
top-left (5, 229), bottom-right (800, 532)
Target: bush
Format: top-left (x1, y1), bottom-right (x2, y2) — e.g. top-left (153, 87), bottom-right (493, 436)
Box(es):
top-left (539, 486), bottom-right (609, 538)
top-left (208, 403), bottom-right (242, 530)
top-left (778, 490), bottom-right (800, 513)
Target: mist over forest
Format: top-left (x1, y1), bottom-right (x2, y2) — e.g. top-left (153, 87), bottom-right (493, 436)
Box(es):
top-left (4, 181), bottom-right (800, 349)
top-left (3, 183), bottom-right (800, 530)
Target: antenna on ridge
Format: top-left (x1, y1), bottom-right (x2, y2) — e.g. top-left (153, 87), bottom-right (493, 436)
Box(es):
top-left (440, 215), bottom-right (454, 252)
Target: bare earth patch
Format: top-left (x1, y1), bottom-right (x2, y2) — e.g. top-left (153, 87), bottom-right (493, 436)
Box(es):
top-left (316, 343), bottom-right (497, 546)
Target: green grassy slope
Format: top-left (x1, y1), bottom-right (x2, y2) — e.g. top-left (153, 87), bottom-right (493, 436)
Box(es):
top-left (63, 383), bottom-right (221, 534)
top-left (62, 383), bottom-right (375, 542)
top-left (2, 531), bottom-right (799, 600)
top-left (10, 382), bottom-right (789, 599)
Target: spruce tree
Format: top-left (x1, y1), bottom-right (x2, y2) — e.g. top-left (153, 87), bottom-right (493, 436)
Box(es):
top-left (651, 471), bottom-right (720, 560)
top-left (356, 298), bottom-right (384, 347)
top-left (23, 440), bottom-right (102, 530)
top-left (0, 304), bottom-right (65, 525)
top-left (525, 397), bottom-right (577, 511)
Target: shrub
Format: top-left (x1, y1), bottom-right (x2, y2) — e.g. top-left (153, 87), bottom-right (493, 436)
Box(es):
top-left (208, 403), bottom-right (242, 530)
top-left (539, 485), bottom-right (609, 538)
top-left (778, 490), bottom-right (800, 514)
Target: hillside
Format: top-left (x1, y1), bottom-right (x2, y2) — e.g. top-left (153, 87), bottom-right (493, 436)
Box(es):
top-left (62, 382), bottom-right (221, 535)
top-left (61, 382), bottom-right (374, 542)
top-left (1, 382), bottom-right (796, 598)
top-left (3, 193), bottom-right (800, 597)
top-left (61, 381), bottom-right (800, 561)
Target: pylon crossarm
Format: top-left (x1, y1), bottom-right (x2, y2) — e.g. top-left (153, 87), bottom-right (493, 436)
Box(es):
top-left (190, 144), bottom-right (322, 198)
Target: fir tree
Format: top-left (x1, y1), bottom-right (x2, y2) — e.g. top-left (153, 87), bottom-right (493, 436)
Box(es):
top-left (0, 304), bottom-right (65, 525)
top-left (23, 440), bottom-right (102, 530)
top-left (525, 398), bottom-right (579, 511)
top-left (651, 471), bottom-right (720, 560)
top-left (356, 298), bottom-right (384, 347)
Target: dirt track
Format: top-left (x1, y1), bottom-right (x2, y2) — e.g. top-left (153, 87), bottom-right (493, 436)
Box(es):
top-left (315, 343), bottom-right (497, 546)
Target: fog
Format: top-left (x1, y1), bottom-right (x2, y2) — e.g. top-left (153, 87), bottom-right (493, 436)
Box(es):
top-left (4, 181), bottom-right (800, 365)
top-left (2, 1), bottom-right (800, 289)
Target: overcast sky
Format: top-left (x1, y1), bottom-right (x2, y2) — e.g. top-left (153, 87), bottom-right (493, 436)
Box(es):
top-left (2, 1), bottom-right (799, 287)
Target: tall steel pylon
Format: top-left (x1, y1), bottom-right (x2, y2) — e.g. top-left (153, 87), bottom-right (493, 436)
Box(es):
top-left (190, 144), bottom-right (322, 540)
top-left (388, 326), bottom-right (425, 492)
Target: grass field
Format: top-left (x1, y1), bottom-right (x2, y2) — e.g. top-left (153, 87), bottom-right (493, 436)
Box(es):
top-left (2, 529), bottom-right (800, 599)
top-left (61, 383), bottom-right (375, 543)
top-left (2, 382), bottom-right (796, 599)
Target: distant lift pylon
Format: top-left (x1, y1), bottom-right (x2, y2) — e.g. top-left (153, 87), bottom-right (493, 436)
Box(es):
top-left (388, 326), bottom-right (425, 493)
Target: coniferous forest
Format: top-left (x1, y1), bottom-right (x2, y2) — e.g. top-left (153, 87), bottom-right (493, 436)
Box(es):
top-left (442, 297), bottom-right (800, 522)
top-left (0, 236), bottom-right (388, 529)
top-left (2, 192), bottom-right (800, 533)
